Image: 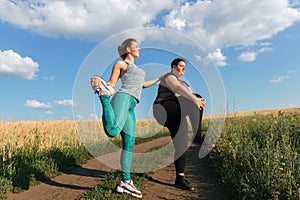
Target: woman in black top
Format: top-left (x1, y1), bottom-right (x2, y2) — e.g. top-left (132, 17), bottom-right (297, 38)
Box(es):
top-left (153, 58), bottom-right (206, 190)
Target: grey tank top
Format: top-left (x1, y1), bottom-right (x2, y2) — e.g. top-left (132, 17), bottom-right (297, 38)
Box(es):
top-left (118, 61), bottom-right (146, 102)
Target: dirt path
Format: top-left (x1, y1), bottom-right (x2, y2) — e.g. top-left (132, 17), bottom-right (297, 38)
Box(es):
top-left (142, 144), bottom-right (227, 200)
top-left (7, 137), bottom-right (227, 200)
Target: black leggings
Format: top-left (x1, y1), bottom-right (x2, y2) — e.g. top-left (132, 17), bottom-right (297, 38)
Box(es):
top-left (153, 96), bottom-right (203, 174)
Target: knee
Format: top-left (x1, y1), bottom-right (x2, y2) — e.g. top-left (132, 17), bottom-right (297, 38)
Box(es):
top-left (104, 126), bottom-right (121, 138)
top-left (152, 104), bottom-right (167, 126)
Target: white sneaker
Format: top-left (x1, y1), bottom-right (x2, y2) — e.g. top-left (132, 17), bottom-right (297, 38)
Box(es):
top-left (116, 180), bottom-right (143, 199)
top-left (90, 75), bottom-right (115, 96)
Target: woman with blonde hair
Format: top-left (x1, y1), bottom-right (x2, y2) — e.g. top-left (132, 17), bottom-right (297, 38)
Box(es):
top-left (91, 38), bottom-right (165, 198)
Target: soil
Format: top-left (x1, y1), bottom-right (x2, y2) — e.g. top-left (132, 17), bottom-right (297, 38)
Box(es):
top-left (7, 137), bottom-right (228, 200)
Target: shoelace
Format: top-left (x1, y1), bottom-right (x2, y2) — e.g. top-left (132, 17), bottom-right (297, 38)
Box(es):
top-left (127, 180), bottom-right (137, 190)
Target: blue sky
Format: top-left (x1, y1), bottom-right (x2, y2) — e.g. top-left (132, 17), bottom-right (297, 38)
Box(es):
top-left (0, 0), bottom-right (300, 121)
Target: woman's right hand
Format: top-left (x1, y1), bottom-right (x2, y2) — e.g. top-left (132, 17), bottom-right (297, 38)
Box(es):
top-left (159, 72), bottom-right (168, 81)
top-left (195, 98), bottom-right (206, 110)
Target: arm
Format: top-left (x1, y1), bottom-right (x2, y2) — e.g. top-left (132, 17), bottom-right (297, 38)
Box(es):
top-left (142, 72), bottom-right (167, 88)
top-left (165, 75), bottom-right (205, 110)
top-left (107, 61), bottom-right (127, 87)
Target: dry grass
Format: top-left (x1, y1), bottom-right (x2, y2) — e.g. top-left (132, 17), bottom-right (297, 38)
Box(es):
top-left (0, 119), bottom-right (164, 161)
top-left (2, 107), bottom-right (298, 161)
top-left (203, 107), bottom-right (300, 119)
top-left (0, 120), bottom-right (82, 161)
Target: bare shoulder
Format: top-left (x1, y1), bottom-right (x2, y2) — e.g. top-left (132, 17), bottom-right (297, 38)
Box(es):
top-left (114, 60), bottom-right (127, 71)
top-left (165, 74), bottom-right (180, 86)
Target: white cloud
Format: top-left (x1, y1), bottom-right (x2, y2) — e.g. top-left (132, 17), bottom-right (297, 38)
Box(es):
top-left (238, 47), bottom-right (273, 62)
top-left (0, 50), bottom-right (39, 79)
top-left (260, 42), bottom-right (272, 46)
top-left (270, 75), bottom-right (289, 83)
top-left (206, 48), bottom-right (228, 67)
top-left (43, 76), bottom-right (56, 81)
top-left (238, 52), bottom-right (257, 62)
top-left (90, 113), bottom-right (98, 119)
top-left (164, 9), bottom-right (186, 31)
top-left (54, 99), bottom-right (77, 106)
top-left (25, 100), bottom-right (52, 109)
top-left (194, 55), bottom-right (202, 61)
top-left (258, 47), bottom-right (273, 53)
top-left (287, 103), bottom-right (300, 108)
top-left (1, 0), bottom-right (298, 51)
top-left (269, 70), bottom-right (294, 83)
top-left (0, 0), bottom-right (180, 40)
top-left (76, 114), bottom-right (83, 120)
top-left (287, 70), bottom-right (295, 74)
top-left (0, 0), bottom-right (299, 66)
top-left (60, 116), bottom-right (70, 120)
top-left (164, 0), bottom-right (300, 50)
top-left (46, 111), bottom-right (53, 115)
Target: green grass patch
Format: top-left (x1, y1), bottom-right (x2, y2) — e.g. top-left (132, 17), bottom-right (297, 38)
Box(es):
top-left (0, 145), bottom-right (92, 196)
top-left (79, 142), bottom-right (171, 199)
top-left (80, 171), bottom-right (147, 200)
top-left (206, 110), bottom-right (300, 200)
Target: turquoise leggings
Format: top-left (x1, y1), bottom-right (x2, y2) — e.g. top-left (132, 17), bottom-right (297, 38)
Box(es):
top-left (99, 92), bottom-right (137, 181)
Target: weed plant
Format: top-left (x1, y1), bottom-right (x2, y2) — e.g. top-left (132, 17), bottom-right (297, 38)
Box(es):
top-left (207, 110), bottom-right (300, 200)
top-left (0, 145), bottom-right (92, 197)
top-left (3, 111), bottom-right (298, 199)
top-left (0, 119), bottom-right (166, 198)
top-left (80, 171), bottom-right (147, 200)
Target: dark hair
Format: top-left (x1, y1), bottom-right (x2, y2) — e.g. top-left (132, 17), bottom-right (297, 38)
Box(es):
top-left (170, 58), bottom-right (185, 68)
top-left (118, 38), bottom-right (137, 60)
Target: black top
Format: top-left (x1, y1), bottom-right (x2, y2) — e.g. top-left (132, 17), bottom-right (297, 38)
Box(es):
top-left (154, 73), bottom-right (191, 104)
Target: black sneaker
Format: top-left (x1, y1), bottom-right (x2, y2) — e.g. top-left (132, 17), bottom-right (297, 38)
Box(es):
top-left (174, 175), bottom-right (194, 190)
top-left (192, 135), bottom-right (204, 145)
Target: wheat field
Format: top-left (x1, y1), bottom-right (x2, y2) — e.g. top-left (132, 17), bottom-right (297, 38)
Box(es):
top-left (1, 107), bottom-right (299, 161)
